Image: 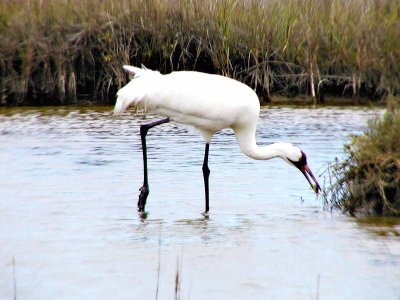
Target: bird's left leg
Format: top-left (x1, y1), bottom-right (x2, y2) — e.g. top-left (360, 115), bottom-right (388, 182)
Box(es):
top-left (202, 143), bottom-right (211, 213)
top-left (138, 117), bottom-right (170, 212)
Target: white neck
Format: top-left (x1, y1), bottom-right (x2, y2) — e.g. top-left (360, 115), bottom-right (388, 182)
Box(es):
top-left (234, 128), bottom-right (289, 161)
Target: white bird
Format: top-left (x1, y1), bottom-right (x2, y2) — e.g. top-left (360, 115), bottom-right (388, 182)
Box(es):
top-left (114, 65), bottom-right (321, 212)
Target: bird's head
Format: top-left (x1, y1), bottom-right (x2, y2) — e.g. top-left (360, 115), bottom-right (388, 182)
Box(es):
top-left (280, 144), bottom-right (321, 194)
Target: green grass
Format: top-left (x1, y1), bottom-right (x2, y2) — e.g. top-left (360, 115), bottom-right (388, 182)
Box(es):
top-left (325, 97), bottom-right (400, 217)
top-left (1, 0), bottom-right (399, 105)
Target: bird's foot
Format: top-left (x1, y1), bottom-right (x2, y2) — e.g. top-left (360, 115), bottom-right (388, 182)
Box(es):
top-left (138, 185), bottom-right (149, 212)
top-left (201, 211), bottom-right (210, 220)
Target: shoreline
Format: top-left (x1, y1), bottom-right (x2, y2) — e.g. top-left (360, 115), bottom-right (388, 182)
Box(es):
top-left (0, 94), bottom-right (391, 109)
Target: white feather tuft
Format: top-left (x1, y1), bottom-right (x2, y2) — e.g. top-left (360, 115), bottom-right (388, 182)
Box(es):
top-left (122, 65), bottom-right (146, 77)
top-left (113, 96), bottom-right (128, 116)
top-left (115, 65), bottom-right (158, 115)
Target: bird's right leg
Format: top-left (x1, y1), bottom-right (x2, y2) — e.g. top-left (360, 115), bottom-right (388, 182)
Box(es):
top-left (202, 143), bottom-right (211, 213)
top-left (138, 117), bottom-right (170, 212)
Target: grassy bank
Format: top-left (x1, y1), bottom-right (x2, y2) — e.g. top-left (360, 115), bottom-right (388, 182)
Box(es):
top-left (1, 0), bottom-right (399, 105)
top-left (325, 98), bottom-right (400, 217)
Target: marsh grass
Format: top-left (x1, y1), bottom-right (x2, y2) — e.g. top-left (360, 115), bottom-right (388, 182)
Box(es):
top-left (1, 0), bottom-right (399, 105)
top-left (324, 98), bottom-right (400, 217)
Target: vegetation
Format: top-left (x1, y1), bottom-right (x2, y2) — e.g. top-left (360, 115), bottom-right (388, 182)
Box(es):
top-left (325, 98), bottom-right (400, 217)
top-left (356, 217), bottom-right (400, 236)
top-left (1, 0), bottom-right (399, 105)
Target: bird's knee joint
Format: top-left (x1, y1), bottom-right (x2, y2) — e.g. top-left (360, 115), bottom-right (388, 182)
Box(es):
top-left (140, 125), bottom-right (149, 137)
top-left (202, 165), bottom-right (210, 176)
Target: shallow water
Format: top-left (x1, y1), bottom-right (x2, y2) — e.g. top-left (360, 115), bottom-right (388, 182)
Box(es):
top-left (0, 105), bottom-right (399, 299)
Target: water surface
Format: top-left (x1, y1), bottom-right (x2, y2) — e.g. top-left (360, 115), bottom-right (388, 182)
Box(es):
top-left (1, 106), bottom-right (399, 299)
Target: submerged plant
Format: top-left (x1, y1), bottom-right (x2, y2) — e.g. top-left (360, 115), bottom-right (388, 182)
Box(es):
top-left (325, 99), bottom-right (400, 216)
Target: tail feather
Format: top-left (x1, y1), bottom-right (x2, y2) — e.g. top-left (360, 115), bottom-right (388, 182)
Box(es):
top-left (114, 94), bottom-right (129, 116)
top-left (114, 65), bottom-right (159, 116)
top-left (123, 65), bottom-right (145, 77)
top-left (122, 64), bottom-right (153, 78)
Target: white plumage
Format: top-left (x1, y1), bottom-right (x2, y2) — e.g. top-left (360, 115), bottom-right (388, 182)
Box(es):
top-left (114, 65), bottom-right (320, 212)
top-left (115, 66), bottom-right (258, 141)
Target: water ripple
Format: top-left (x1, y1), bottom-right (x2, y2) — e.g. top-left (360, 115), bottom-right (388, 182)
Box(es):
top-left (2, 105), bottom-right (398, 300)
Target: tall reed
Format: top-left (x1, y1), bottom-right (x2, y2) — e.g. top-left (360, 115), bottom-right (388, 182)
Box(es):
top-left (0, 0), bottom-right (399, 105)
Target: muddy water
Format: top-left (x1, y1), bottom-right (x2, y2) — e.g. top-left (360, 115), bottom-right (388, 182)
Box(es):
top-left (0, 106), bottom-right (399, 299)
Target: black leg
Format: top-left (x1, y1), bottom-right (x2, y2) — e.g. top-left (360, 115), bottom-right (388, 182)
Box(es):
top-left (202, 143), bottom-right (211, 213)
top-left (138, 117), bottom-right (170, 212)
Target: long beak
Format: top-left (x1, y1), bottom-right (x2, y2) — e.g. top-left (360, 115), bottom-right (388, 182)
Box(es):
top-left (301, 164), bottom-right (321, 194)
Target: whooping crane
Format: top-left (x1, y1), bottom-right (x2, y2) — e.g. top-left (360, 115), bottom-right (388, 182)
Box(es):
top-left (114, 65), bottom-right (321, 212)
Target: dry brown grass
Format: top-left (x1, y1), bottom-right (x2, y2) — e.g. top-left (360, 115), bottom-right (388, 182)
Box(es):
top-left (1, 0), bottom-right (399, 105)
